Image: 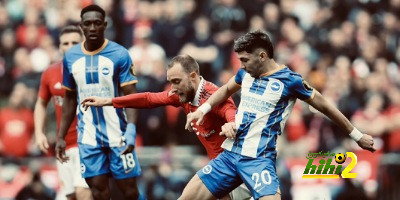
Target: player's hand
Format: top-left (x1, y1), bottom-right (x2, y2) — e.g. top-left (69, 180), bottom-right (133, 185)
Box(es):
top-left (357, 134), bottom-right (376, 152)
top-left (35, 132), bottom-right (49, 154)
top-left (168, 89), bottom-right (177, 96)
top-left (81, 96), bottom-right (112, 111)
top-left (185, 110), bottom-right (205, 132)
top-left (55, 138), bottom-right (69, 163)
top-left (220, 122), bottom-right (236, 139)
top-left (121, 123), bottom-right (136, 155)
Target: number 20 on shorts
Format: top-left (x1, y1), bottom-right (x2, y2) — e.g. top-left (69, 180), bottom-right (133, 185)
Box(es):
top-left (252, 170), bottom-right (272, 191)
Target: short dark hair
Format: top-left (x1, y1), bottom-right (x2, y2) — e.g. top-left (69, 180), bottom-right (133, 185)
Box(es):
top-left (59, 25), bottom-right (82, 37)
top-left (233, 30), bottom-right (274, 59)
top-left (80, 4), bottom-right (106, 20)
top-left (167, 55), bottom-right (200, 74)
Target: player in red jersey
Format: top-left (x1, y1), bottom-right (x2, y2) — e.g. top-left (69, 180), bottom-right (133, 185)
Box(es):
top-left (34, 25), bottom-right (92, 200)
top-left (81, 55), bottom-right (252, 199)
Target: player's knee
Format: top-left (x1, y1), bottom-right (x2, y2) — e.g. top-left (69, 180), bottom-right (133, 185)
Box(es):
top-left (90, 187), bottom-right (110, 200)
top-left (121, 188), bottom-right (139, 199)
top-left (66, 193), bottom-right (77, 200)
top-left (75, 187), bottom-right (92, 200)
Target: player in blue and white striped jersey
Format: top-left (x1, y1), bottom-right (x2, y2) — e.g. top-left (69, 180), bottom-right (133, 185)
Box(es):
top-left (181, 30), bottom-right (376, 200)
top-left (55, 5), bottom-right (141, 200)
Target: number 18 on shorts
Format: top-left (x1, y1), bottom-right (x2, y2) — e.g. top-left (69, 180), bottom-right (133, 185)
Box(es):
top-left (79, 144), bottom-right (141, 179)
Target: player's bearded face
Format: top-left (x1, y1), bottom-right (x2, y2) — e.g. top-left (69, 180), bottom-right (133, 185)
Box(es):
top-left (239, 52), bottom-right (263, 78)
top-left (178, 80), bottom-right (195, 103)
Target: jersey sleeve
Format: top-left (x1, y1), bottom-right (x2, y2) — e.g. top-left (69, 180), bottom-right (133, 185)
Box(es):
top-left (235, 68), bottom-right (246, 85)
top-left (38, 69), bottom-right (51, 101)
top-left (119, 49), bottom-right (138, 87)
top-left (62, 56), bottom-right (76, 91)
top-left (215, 97), bottom-right (236, 122)
top-left (112, 90), bottom-right (181, 108)
top-left (290, 74), bottom-right (315, 101)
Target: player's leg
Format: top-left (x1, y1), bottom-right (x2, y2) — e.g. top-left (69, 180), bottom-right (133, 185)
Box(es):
top-left (109, 146), bottom-right (141, 199)
top-left (180, 174), bottom-right (216, 200)
top-left (67, 147), bottom-right (92, 200)
top-left (237, 153), bottom-right (280, 200)
top-left (180, 151), bottom-right (243, 200)
top-left (56, 156), bottom-right (77, 200)
top-left (229, 183), bottom-right (253, 200)
top-left (114, 177), bottom-right (140, 199)
top-left (85, 174), bottom-right (110, 200)
top-left (66, 194), bottom-right (77, 200)
top-left (75, 187), bottom-right (92, 200)
top-left (79, 144), bottom-right (111, 200)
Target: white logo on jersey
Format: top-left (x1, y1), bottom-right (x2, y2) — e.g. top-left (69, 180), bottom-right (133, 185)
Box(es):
top-left (202, 165), bottom-right (212, 174)
top-left (54, 82), bottom-right (62, 89)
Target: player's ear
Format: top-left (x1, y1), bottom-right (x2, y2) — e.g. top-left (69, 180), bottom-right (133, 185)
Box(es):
top-left (103, 20), bottom-right (107, 28)
top-left (190, 71), bottom-right (196, 79)
top-left (259, 51), bottom-right (267, 62)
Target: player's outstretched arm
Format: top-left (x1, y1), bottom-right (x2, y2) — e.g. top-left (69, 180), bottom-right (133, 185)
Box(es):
top-left (34, 98), bottom-right (50, 154)
top-left (306, 91), bottom-right (376, 152)
top-left (81, 96), bottom-right (112, 110)
top-left (56, 90), bottom-right (77, 162)
top-left (185, 76), bottom-right (240, 131)
top-left (82, 91), bottom-right (180, 110)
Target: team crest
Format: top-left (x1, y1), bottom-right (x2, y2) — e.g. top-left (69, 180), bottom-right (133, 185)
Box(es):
top-left (102, 67), bottom-right (110, 75)
top-left (267, 79), bottom-right (283, 93)
top-left (302, 80), bottom-right (313, 91)
top-left (202, 165), bottom-right (212, 174)
top-left (130, 64), bottom-right (136, 76)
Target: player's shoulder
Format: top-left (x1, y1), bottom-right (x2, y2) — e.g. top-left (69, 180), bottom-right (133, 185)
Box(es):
top-left (64, 43), bottom-right (84, 63)
top-left (204, 80), bottom-right (219, 92)
top-left (106, 40), bottom-right (129, 53)
top-left (103, 40), bottom-right (131, 62)
top-left (272, 66), bottom-right (303, 82)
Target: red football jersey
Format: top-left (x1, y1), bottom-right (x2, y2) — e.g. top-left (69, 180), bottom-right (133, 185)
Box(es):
top-left (113, 78), bottom-right (236, 159)
top-left (38, 62), bottom-right (78, 149)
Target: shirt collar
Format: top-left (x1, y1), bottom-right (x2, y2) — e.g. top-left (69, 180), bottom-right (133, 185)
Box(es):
top-left (190, 77), bottom-right (206, 107)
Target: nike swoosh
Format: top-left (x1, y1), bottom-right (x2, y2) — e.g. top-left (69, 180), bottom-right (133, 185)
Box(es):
top-left (256, 186), bottom-right (265, 193)
top-left (125, 168), bottom-right (133, 174)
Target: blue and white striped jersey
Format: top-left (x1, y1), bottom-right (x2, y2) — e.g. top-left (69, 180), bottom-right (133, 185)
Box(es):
top-left (221, 66), bottom-right (315, 158)
top-left (62, 39), bottom-right (138, 147)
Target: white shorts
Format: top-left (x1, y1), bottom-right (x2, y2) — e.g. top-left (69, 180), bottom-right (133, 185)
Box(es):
top-left (229, 183), bottom-right (253, 200)
top-left (57, 147), bottom-right (89, 196)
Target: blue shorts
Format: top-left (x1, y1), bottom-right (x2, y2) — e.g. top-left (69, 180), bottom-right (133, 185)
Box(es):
top-left (78, 143), bottom-right (141, 179)
top-left (197, 150), bottom-right (279, 199)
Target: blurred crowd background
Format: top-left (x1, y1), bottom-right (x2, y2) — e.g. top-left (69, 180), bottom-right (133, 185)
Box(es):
top-left (0, 0), bottom-right (400, 199)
